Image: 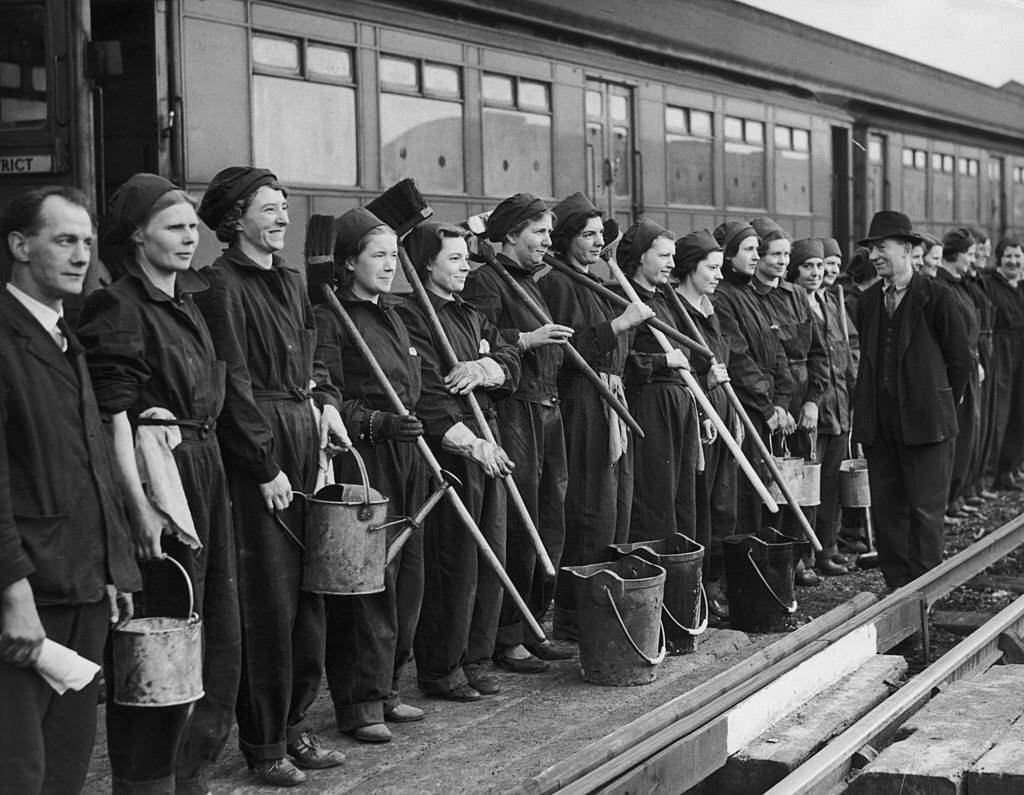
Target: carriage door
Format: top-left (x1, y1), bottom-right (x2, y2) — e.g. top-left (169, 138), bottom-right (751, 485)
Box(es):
top-left (585, 80), bottom-right (636, 232)
top-left (987, 156), bottom-right (1006, 239)
top-left (91, 0), bottom-right (170, 208)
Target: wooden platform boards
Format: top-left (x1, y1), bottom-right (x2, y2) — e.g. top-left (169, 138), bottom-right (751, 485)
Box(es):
top-left (82, 627), bottom-right (772, 794)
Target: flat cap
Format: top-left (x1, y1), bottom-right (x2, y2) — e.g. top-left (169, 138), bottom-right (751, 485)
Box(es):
top-left (198, 166), bottom-right (278, 231)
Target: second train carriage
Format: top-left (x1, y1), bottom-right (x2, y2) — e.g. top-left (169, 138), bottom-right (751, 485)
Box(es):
top-left (2, 0), bottom-right (1024, 277)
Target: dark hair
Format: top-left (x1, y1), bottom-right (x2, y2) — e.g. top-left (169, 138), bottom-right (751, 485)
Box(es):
top-left (996, 236), bottom-right (1023, 263)
top-left (757, 229), bottom-right (788, 256)
top-left (2, 186), bottom-right (94, 279)
top-left (942, 227), bottom-right (975, 262)
top-left (845, 246), bottom-right (876, 285)
top-left (550, 210), bottom-right (601, 257)
top-left (620, 231), bottom-right (675, 277)
top-left (968, 225), bottom-right (989, 245)
top-left (216, 180), bottom-right (287, 244)
top-left (411, 225), bottom-right (467, 278)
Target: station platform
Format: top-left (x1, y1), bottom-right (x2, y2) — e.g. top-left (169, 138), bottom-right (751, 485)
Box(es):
top-left (83, 626), bottom-right (775, 794)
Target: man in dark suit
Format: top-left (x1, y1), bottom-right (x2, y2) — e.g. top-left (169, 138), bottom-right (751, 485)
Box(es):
top-left (0, 187), bottom-right (139, 793)
top-left (852, 211), bottom-right (972, 590)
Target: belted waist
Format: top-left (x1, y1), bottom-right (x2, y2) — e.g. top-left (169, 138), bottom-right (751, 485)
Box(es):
top-left (136, 415), bottom-right (217, 440)
top-left (514, 376), bottom-right (559, 406)
top-left (252, 386), bottom-right (313, 402)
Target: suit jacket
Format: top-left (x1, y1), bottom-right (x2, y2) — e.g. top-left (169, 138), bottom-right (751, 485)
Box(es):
top-left (0, 290), bottom-right (139, 605)
top-left (852, 273), bottom-right (972, 447)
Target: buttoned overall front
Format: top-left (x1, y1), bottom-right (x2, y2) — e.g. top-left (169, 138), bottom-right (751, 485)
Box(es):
top-left (623, 280), bottom-right (700, 541)
top-left (398, 290), bottom-right (521, 693)
top-left (462, 254), bottom-right (567, 650)
top-left (78, 262), bottom-right (241, 794)
top-left (196, 248), bottom-right (340, 762)
top-left (540, 265), bottom-right (633, 633)
top-left (315, 290), bottom-right (426, 729)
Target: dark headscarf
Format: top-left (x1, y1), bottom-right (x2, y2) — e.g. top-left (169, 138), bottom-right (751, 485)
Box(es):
top-left (673, 228), bottom-right (721, 280)
top-left (712, 220), bottom-right (757, 259)
top-left (550, 192), bottom-right (601, 253)
top-left (197, 166), bottom-right (278, 231)
top-left (822, 237), bottom-right (842, 259)
top-left (99, 173), bottom-right (179, 267)
top-left (617, 219), bottom-right (671, 273)
top-left (787, 237), bottom-right (824, 281)
top-left (485, 193), bottom-right (549, 243)
top-left (750, 216), bottom-right (788, 251)
top-left (333, 207), bottom-right (387, 264)
top-left (942, 227), bottom-right (975, 260)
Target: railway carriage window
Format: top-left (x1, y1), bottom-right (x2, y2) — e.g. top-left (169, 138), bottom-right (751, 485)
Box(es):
top-left (482, 72), bottom-right (552, 198)
top-left (932, 152), bottom-right (955, 221)
top-left (957, 158), bottom-right (980, 221)
top-left (899, 148), bottom-right (927, 220)
top-left (251, 33), bottom-right (357, 187)
top-left (774, 125), bottom-right (811, 214)
top-left (724, 115), bottom-right (765, 209)
top-left (380, 55), bottom-right (464, 193)
top-left (1, 3), bottom-right (47, 128)
top-left (665, 105), bottom-right (713, 206)
top-left (1014, 167), bottom-right (1024, 184)
top-left (869, 138), bottom-right (884, 164)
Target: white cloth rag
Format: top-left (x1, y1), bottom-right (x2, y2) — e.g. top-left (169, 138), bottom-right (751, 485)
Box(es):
top-left (35, 639), bottom-right (101, 694)
top-left (135, 408), bottom-right (201, 550)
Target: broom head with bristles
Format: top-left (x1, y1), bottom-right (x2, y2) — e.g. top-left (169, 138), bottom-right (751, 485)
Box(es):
top-left (304, 213), bottom-right (338, 305)
top-left (367, 178), bottom-right (434, 237)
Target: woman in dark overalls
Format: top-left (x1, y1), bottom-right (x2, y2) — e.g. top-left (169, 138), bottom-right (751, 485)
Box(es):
top-left (194, 167), bottom-right (350, 787)
top-left (78, 173), bottom-right (241, 795)
top-left (314, 208), bottom-right (428, 744)
top-left (619, 219), bottom-right (701, 541)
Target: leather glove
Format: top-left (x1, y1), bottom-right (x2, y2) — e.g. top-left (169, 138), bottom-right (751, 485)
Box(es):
top-left (374, 412), bottom-right (423, 442)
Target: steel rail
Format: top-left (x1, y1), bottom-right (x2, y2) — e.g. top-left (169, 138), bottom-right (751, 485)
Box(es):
top-left (765, 592), bottom-right (1024, 795)
top-left (521, 509), bottom-right (1024, 794)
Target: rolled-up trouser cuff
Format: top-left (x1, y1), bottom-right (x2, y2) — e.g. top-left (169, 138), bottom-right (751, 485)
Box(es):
top-left (335, 699), bottom-right (385, 731)
top-left (112, 774), bottom-right (175, 795)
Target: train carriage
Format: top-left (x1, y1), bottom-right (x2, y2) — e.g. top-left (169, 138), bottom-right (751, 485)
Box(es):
top-left (2, 0), bottom-right (1024, 280)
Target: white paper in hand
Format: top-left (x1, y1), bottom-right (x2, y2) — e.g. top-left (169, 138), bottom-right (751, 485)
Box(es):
top-left (34, 639), bottom-right (101, 695)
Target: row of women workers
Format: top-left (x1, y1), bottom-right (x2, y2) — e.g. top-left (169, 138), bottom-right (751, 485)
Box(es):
top-left (75, 165), bottom-right (869, 792)
top-left (903, 229), bottom-right (1024, 520)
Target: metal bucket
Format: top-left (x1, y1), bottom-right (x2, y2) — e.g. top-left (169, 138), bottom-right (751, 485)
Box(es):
top-left (563, 555), bottom-right (667, 686)
top-left (609, 534), bottom-right (707, 655)
top-left (767, 456), bottom-right (821, 506)
top-left (722, 527), bottom-right (803, 633)
top-left (839, 457), bottom-right (871, 507)
top-left (301, 447), bottom-right (390, 595)
top-left (111, 556), bottom-right (204, 707)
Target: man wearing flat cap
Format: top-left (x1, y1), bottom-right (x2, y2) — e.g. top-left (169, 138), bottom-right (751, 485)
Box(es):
top-left (461, 192), bottom-right (575, 671)
top-left (195, 166), bottom-right (350, 785)
top-left (852, 211), bottom-right (971, 590)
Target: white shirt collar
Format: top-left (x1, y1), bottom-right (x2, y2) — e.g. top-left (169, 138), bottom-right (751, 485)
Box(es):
top-left (6, 282), bottom-right (63, 334)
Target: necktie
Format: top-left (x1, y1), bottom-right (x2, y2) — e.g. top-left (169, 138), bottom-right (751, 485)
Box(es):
top-left (53, 317), bottom-right (69, 352)
top-left (884, 285), bottom-right (897, 317)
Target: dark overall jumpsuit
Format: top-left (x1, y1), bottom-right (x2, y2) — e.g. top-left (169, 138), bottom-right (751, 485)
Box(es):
top-left (461, 254), bottom-right (567, 651)
top-left (397, 291), bottom-right (521, 691)
top-left (672, 291), bottom-right (737, 583)
top-left (315, 290), bottom-right (426, 730)
top-left (195, 248), bottom-right (340, 763)
top-left (981, 271), bottom-right (1024, 481)
top-left (712, 269), bottom-right (793, 537)
top-left (540, 265), bottom-right (632, 636)
top-left (623, 279), bottom-right (701, 541)
top-left (79, 262), bottom-right (241, 794)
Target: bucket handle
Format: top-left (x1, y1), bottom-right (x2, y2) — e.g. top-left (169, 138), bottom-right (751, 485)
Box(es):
top-left (745, 549), bottom-right (797, 614)
top-left (662, 583), bottom-right (709, 637)
top-left (156, 555), bottom-right (199, 624)
top-left (602, 584), bottom-right (667, 666)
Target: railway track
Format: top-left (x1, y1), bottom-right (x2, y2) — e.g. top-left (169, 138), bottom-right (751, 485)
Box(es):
top-left (515, 509), bottom-right (1024, 795)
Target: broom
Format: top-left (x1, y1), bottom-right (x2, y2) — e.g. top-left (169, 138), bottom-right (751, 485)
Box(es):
top-left (304, 213), bottom-right (338, 307)
top-left (366, 178), bottom-right (555, 576)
